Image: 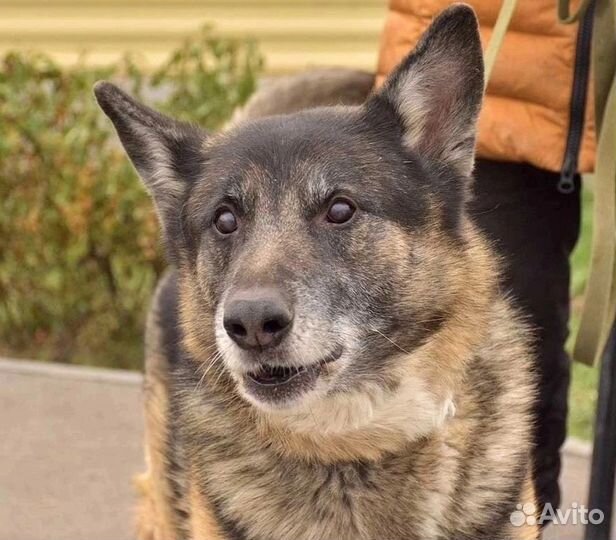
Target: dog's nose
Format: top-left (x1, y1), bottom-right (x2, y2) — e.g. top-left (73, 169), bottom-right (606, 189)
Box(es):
top-left (223, 288), bottom-right (293, 350)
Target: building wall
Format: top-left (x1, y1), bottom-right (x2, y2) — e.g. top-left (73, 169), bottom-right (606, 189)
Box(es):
top-left (1, 0), bottom-right (386, 73)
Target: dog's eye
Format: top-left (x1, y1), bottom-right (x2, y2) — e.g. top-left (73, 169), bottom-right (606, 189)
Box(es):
top-left (214, 208), bottom-right (238, 235)
top-left (326, 198), bottom-right (356, 224)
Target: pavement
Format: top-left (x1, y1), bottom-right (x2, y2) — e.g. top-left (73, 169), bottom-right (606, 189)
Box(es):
top-left (0, 357), bottom-right (611, 540)
top-left (1, 359), bottom-right (143, 540)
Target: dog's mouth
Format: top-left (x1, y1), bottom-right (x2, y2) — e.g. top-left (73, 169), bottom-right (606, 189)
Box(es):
top-left (241, 346), bottom-right (343, 406)
top-left (246, 364), bottom-right (310, 386)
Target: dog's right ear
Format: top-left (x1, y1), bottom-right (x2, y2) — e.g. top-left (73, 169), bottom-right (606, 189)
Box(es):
top-left (94, 82), bottom-right (206, 232)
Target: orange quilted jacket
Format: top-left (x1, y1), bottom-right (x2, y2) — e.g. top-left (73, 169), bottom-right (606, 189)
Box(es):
top-left (376, 0), bottom-right (596, 174)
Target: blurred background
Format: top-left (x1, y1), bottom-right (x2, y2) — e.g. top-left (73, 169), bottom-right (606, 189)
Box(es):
top-left (0, 0), bottom-right (597, 441)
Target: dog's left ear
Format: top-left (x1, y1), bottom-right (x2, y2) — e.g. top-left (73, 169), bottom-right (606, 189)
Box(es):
top-left (94, 82), bottom-right (206, 237)
top-left (370, 4), bottom-right (484, 176)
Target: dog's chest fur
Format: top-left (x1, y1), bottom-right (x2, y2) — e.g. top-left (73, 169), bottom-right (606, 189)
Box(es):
top-left (168, 345), bottom-right (528, 540)
top-left (174, 390), bottom-right (447, 540)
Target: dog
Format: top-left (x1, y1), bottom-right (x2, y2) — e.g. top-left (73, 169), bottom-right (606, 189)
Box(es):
top-left (95, 5), bottom-right (538, 539)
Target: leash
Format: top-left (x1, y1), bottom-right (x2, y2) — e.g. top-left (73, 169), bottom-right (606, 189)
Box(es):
top-left (483, 0), bottom-right (518, 88)
top-left (559, 0), bottom-right (595, 23)
top-left (572, 0), bottom-right (616, 366)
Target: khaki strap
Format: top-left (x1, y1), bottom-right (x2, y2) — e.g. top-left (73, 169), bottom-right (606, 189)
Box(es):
top-left (574, 78), bottom-right (616, 365)
top-left (484, 0), bottom-right (518, 87)
top-left (573, 0), bottom-right (616, 365)
top-left (591, 0), bottom-right (616, 133)
top-left (559, 0), bottom-right (594, 23)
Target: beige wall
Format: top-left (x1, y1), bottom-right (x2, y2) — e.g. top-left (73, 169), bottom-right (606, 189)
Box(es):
top-left (1, 0), bottom-right (386, 73)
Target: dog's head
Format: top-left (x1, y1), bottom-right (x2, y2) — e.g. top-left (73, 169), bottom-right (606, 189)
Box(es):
top-left (96, 5), bottom-right (491, 441)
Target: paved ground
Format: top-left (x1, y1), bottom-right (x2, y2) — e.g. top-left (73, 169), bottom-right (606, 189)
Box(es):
top-left (1, 359), bottom-right (143, 540)
top-left (0, 358), bottom-right (611, 540)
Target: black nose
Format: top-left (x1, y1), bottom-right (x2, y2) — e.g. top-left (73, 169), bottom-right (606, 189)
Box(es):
top-left (223, 288), bottom-right (293, 350)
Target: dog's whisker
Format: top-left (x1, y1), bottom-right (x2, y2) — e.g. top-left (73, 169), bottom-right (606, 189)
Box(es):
top-left (194, 351), bottom-right (223, 392)
top-left (370, 327), bottom-right (411, 355)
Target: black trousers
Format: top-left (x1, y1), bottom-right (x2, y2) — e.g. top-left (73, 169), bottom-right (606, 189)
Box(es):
top-left (470, 159), bottom-right (582, 517)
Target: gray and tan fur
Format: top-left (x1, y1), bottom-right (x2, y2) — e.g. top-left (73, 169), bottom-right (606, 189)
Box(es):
top-left (95, 5), bottom-right (538, 540)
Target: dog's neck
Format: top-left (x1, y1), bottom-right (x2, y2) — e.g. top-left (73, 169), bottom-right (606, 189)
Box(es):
top-left (253, 377), bottom-right (457, 463)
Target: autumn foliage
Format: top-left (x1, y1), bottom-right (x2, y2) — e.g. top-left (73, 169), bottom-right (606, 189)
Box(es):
top-left (0, 29), bottom-right (262, 368)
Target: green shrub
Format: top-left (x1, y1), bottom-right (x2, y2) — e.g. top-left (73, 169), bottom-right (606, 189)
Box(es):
top-left (0, 28), bottom-right (262, 369)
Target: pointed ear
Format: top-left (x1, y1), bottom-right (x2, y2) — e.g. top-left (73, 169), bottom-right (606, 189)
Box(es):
top-left (371, 4), bottom-right (484, 176)
top-left (94, 81), bottom-right (206, 231)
